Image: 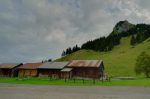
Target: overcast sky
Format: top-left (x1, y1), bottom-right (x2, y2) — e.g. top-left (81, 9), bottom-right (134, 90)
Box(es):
top-left (0, 0), bottom-right (150, 63)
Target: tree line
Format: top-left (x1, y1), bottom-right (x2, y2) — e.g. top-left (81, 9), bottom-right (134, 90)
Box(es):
top-left (61, 45), bottom-right (80, 56)
top-left (62, 34), bottom-right (121, 56)
top-left (81, 34), bottom-right (121, 51)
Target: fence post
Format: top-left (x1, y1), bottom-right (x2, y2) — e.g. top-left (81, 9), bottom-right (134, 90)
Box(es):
top-left (102, 70), bottom-right (104, 83)
top-left (108, 77), bottom-right (111, 82)
top-left (93, 79), bottom-right (95, 84)
top-left (82, 79), bottom-right (84, 84)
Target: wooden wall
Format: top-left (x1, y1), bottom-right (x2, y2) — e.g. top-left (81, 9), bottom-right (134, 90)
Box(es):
top-left (18, 69), bottom-right (37, 77)
top-left (38, 69), bottom-right (61, 78)
top-left (61, 72), bottom-right (72, 79)
top-left (72, 67), bottom-right (101, 79)
top-left (0, 69), bottom-right (12, 77)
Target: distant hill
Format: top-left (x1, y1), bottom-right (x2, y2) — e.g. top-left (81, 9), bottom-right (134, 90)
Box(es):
top-left (57, 37), bottom-right (150, 77)
top-left (57, 20), bottom-right (150, 77)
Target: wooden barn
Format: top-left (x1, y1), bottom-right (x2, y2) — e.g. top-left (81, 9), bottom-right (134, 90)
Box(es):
top-left (0, 63), bottom-right (22, 77)
top-left (38, 62), bottom-right (69, 78)
top-left (66, 60), bottom-right (104, 79)
top-left (18, 63), bottom-right (43, 77)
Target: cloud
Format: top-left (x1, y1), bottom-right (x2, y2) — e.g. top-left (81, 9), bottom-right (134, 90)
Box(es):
top-left (0, 0), bottom-right (150, 63)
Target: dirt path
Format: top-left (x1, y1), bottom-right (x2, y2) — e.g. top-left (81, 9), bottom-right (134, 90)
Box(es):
top-left (0, 83), bottom-right (150, 99)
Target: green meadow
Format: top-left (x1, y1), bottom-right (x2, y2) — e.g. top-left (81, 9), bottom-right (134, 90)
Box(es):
top-left (57, 37), bottom-right (150, 77)
top-left (0, 77), bottom-right (150, 86)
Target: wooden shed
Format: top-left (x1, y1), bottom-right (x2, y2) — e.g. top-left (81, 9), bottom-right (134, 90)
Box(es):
top-left (0, 63), bottom-right (22, 77)
top-left (18, 63), bottom-right (43, 77)
top-left (38, 62), bottom-right (69, 78)
top-left (66, 60), bottom-right (104, 79)
top-left (61, 68), bottom-right (72, 79)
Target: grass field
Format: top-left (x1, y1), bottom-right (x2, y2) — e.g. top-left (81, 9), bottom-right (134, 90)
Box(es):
top-left (57, 37), bottom-right (150, 77)
top-left (0, 77), bottom-right (150, 86)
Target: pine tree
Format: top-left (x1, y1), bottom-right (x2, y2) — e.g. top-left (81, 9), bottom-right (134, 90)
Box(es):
top-left (61, 50), bottom-right (66, 57)
top-left (68, 47), bottom-right (72, 54)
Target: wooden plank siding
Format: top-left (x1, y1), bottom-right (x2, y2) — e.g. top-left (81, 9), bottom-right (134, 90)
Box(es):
top-left (61, 72), bottom-right (72, 79)
top-left (72, 67), bottom-right (101, 79)
top-left (0, 69), bottom-right (12, 77)
top-left (38, 69), bottom-right (61, 78)
top-left (18, 69), bottom-right (38, 77)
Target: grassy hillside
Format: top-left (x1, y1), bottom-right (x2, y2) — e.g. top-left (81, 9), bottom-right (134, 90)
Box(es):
top-left (56, 37), bottom-right (150, 77)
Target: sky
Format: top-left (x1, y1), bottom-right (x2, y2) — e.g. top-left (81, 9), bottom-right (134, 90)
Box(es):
top-left (0, 0), bottom-right (150, 63)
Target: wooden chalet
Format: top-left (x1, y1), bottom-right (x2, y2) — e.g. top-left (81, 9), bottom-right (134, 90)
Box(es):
top-left (18, 63), bottom-right (43, 77)
top-left (0, 63), bottom-right (22, 77)
top-left (66, 60), bottom-right (104, 79)
top-left (38, 62), bottom-right (69, 78)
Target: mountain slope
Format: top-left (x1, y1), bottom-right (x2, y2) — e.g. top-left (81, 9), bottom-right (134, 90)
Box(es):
top-left (56, 37), bottom-right (150, 77)
top-left (62, 20), bottom-right (150, 57)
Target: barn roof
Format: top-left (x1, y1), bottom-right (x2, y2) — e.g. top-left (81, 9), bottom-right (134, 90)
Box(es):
top-left (18, 63), bottom-right (43, 69)
top-left (0, 63), bottom-right (22, 69)
top-left (61, 68), bottom-right (72, 72)
top-left (66, 60), bottom-right (102, 68)
top-left (38, 62), bottom-right (69, 69)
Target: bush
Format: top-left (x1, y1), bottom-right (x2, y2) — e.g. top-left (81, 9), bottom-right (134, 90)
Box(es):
top-left (135, 52), bottom-right (150, 78)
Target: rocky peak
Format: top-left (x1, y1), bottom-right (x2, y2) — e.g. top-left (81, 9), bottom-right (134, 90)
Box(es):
top-left (113, 20), bottom-right (135, 34)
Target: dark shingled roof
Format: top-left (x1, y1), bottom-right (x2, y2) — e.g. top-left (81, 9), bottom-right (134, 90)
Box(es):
top-left (0, 63), bottom-right (22, 69)
top-left (38, 62), bottom-right (69, 69)
top-left (66, 60), bottom-right (102, 68)
top-left (18, 63), bottom-right (43, 69)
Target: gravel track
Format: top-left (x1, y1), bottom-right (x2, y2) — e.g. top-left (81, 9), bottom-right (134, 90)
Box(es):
top-left (0, 83), bottom-right (150, 99)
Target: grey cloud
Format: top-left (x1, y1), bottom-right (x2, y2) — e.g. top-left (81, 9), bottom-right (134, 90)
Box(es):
top-left (0, 0), bottom-right (150, 63)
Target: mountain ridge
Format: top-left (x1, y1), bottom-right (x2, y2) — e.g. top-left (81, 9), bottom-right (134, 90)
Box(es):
top-left (62, 20), bottom-right (150, 56)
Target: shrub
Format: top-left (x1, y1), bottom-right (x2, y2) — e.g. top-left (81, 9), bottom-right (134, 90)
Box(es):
top-left (135, 51), bottom-right (150, 78)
